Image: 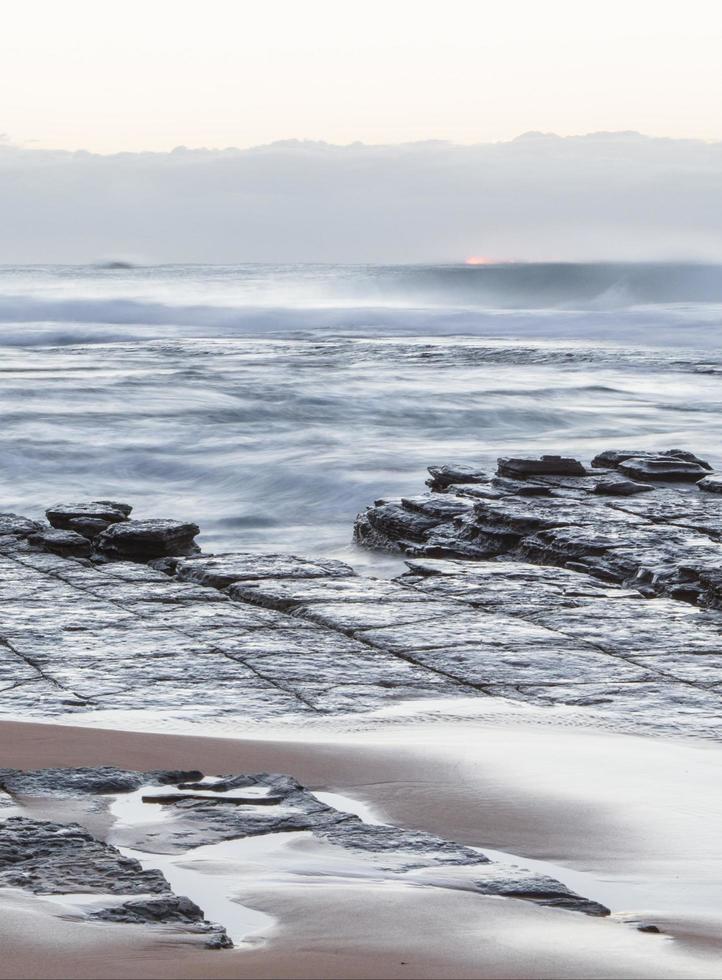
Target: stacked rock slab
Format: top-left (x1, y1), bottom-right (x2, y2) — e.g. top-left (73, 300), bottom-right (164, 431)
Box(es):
top-left (354, 448), bottom-right (722, 608)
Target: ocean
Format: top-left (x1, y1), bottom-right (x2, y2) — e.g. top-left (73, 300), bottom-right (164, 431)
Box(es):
top-left (1, 262), bottom-right (721, 568)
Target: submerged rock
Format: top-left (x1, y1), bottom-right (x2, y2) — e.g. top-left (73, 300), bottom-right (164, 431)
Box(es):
top-left (95, 519), bottom-right (200, 561)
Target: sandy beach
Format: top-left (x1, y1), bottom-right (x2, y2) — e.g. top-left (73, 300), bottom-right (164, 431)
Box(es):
top-left (2, 714), bottom-right (720, 980)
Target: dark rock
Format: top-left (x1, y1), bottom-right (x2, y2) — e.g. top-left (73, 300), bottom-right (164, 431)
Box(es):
top-left (95, 519), bottom-right (200, 561)
top-left (637, 924), bottom-right (661, 934)
top-left (617, 457), bottom-right (710, 482)
top-left (66, 517), bottom-right (114, 539)
top-left (46, 501), bottom-right (131, 533)
top-left (593, 478), bottom-right (654, 496)
top-left (365, 502), bottom-right (444, 544)
top-left (0, 817), bottom-right (168, 894)
top-left (400, 495), bottom-right (474, 519)
top-left (426, 464), bottom-right (488, 491)
top-left (0, 767), bottom-right (204, 798)
top-left (497, 455), bottom-right (587, 479)
top-left (491, 477), bottom-right (553, 496)
top-left (1, 766), bottom-right (609, 922)
top-left (0, 513), bottom-right (43, 539)
top-left (90, 895), bottom-right (233, 947)
top-left (698, 475), bottom-right (722, 494)
top-left (28, 528), bottom-right (92, 559)
top-left (592, 449), bottom-right (712, 470)
top-left (0, 816), bottom-right (231, 948)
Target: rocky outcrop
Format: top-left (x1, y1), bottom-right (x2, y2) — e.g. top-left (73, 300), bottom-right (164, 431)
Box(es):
top-left (354, 449), bottom-right (722, 608)
top-left (0, 815), bottom-right (231, 947)
top-left (0, 767), bottom-right (609, 919)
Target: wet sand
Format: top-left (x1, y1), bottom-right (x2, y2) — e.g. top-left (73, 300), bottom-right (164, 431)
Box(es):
top-left (1, 716), bottom-right (721, 979)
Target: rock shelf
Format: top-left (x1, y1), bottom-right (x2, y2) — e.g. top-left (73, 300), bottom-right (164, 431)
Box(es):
top-left (0, 765), bottom-right (609, 948)
top-left (0, 474), bottom-right (718, 737)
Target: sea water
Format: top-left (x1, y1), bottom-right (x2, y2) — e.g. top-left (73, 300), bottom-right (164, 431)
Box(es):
top-left (1, 262), bottom-right (721, 569)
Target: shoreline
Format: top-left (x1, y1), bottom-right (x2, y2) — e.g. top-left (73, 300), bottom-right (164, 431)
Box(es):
top-left (1, 716), bottom-right (721, 979)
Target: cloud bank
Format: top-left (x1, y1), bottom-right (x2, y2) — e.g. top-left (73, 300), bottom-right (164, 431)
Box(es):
top-left (2, 132), bottom-right (722, 263)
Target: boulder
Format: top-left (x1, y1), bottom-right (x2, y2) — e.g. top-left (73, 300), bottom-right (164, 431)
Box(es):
top-left (95, 519), bottom-right (200, 561)
top-left (497, 455), bottom-right (587, 479)
top-left (617, 456), bottom-right (710, 482)
top-left (592, 449), bottom-right (711, 470)
top-left (46, 501), bottom-right (131, 535)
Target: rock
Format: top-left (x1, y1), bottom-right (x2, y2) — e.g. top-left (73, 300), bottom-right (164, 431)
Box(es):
top-left (46, 501), bottom-right (131, 534)
top-left (0, 767), bottom-right (204, 798)
top-left (66, 517), bottom-right (115, 539)
top-left (637, 924), bottom-right (661, 934)
top-left (617, 457), bottom-right (710, 482)
top-left (1, 767), bottom-right (609, 921)
top-left (28, 528), bottom-right (92, 558)
top-left (426, 464), bottom-right (488, 491)
top-left (591, 449), bottom-right (712, 470)
top-left (491, 477), bottom-right (553, 496)
top-left (0, 816), bottom-right (231, 948)
top-left (0, 817), bottom-right (168, 895)
top-left (0, 513), bottom-right (43, 538)
top-left (177, 553), bottom-right (355, 589)
top-left (95, 519), bottom-right (200, 561)
top-left (497, 455), bottom-right (587, 479)
top-left (593, 479), bottom-right (654, 496)
top-left (698, 475), bottom-right (722, 494)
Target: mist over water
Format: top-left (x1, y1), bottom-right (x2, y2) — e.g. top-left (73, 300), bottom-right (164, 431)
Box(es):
top-left (2, 263), bottom-right (721, 568)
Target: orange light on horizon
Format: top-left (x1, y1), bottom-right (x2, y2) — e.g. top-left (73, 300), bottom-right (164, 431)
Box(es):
top-left (465, 256), bottom-right (493, 266)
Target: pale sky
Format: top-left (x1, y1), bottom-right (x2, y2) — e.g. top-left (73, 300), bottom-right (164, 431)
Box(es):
top-left (3, 0), bottom-right (722, 153)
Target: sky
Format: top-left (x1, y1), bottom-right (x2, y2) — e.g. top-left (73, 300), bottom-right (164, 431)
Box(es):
top-left (3, 0), bottom-right (722, 152)
top-left (2, 135), bottom-right (722, 263)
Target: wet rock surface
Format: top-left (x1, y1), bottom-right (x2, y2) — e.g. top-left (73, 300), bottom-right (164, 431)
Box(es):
top-left (0, 766), bottom-right (609, 926)
top-left (0, 480), bottom-right (720, 737)
top-left (0, 815), bottom-right (231, 947)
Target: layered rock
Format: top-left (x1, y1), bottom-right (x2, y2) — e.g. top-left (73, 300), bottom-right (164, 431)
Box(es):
top-left (0, 816), bottom-right (231, 947)
top-left (0, 766), bottom-right (609, 919)
top-left (354, 448), bottom-right (722, 608)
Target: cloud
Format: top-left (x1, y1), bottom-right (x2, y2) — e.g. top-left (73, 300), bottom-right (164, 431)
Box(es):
top-left (1, 133), bottom-right (721, 262)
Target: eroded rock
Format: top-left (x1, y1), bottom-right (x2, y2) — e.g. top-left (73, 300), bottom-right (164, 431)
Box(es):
top-left (96, 519), bottom-right (200, 561)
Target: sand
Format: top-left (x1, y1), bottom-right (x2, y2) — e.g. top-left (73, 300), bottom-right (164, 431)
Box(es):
top-left (1, 715), bottom-right (721, 979)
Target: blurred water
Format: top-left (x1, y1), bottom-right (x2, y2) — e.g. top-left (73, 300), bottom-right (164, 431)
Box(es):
top-left (1, 264), bottom-right (721, 570)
